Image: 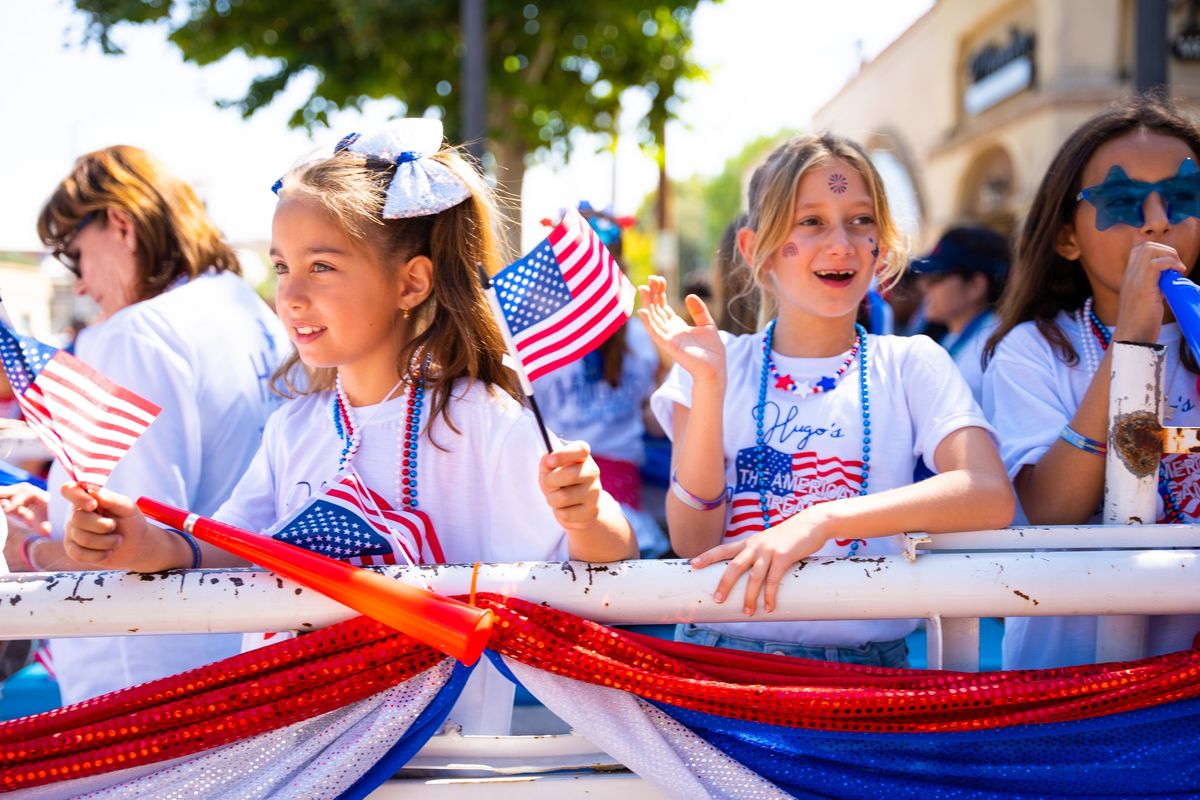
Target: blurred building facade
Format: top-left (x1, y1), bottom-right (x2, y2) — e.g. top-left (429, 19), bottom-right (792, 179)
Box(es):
top-left (814, 0), bottom-right (1200, 248)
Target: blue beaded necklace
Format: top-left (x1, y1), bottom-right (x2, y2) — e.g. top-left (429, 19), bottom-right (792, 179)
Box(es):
top-left (755, 320), bottom-right (870, 553)
top-left (1082, 300), bottom-right (1185, 523)
top-left (333, 355), bottom-right (428, 509)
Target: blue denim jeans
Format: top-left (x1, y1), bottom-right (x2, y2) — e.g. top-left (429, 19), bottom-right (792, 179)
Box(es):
top-left (675, 623), bottom-right (910, 668)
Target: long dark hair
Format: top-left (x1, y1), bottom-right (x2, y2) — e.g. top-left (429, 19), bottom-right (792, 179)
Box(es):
top-left (984, 93), bottom-right (1200, 369)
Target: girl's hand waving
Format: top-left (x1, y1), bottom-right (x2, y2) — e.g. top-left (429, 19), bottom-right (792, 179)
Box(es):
top-left (638, 275), bottom-right (726, 385)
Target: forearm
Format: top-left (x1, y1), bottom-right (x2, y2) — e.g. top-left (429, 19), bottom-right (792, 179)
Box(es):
top-left (803, 468), bottom-right (1016, 544)
top-left (666, 384), bottom-right (729, 557)
top-left (1017, 351), bottom-right (1112, 524)
top-left (564, 492), bottom-right (638, 562)
top-left (12, 524), bottom-right (195, 573)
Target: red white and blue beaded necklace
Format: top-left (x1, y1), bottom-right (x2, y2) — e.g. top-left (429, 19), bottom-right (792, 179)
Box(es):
top-left (1077, 298), bottom-right (1185, 523)
top-left (756, 319), bottom-right (870, 552)
top-left (332, 354), bottom-right (429, 510)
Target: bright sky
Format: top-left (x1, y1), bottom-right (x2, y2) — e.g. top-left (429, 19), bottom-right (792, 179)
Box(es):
top-left (0, 0), bottom-right (933, 259)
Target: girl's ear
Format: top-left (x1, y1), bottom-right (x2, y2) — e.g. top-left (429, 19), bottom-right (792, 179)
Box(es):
top-left (736, 226), bottom-right (761, 272)
top-left (1055, 224), bottom-right (1082, 261)
top-left (396, 254), bottom-right (433, 313)
top-left (106, 208), bottom-right (138, 253)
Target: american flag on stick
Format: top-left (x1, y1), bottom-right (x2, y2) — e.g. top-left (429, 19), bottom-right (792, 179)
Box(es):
top-left (0, 312), bottom-right (160, 488)
top-left (487, 208), bottom-right (635, 385)
top-left (268, 472), bottom-right (443, 567)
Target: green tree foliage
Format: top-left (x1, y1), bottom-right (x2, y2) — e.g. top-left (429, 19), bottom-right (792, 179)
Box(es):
top-left (70, 0), bottom-right (708, 213)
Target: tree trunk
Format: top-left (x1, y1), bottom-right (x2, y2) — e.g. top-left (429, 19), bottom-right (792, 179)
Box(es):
top-left (489, 130), bottom-right (527, 261)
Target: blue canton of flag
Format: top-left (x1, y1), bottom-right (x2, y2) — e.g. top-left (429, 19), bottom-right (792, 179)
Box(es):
top-left (734, 445), bottom-right (792, 494)
top-left (271, 499), bottom-right (397, 563)
top-left (492, 239), bottom-right (573, 336)
top-left (268, 473), bottom-right (441, 567)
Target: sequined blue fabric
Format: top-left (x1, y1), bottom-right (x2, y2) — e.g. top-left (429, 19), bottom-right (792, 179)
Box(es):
top-left (652, 695), bottom-right (1200, 798)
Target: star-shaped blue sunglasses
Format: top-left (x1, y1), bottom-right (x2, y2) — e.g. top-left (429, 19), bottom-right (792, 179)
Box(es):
top-left (1076, 157), bottom-right (1200, 231)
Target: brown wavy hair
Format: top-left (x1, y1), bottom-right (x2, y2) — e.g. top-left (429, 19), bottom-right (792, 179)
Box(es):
top-left (271, 144), bottom-right (519, 431)
top-left (741, 133), bottom-right (908, 326)
top-left (37, 145), bottom-right (240, 297)
top-left (984, 93), bottom-right (1200, 370)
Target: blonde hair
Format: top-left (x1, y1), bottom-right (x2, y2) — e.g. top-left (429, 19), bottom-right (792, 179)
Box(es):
top-left (271, 145), bottom-right (519, 431)
top-left (741, 133), bottom-right (907, 324)
top-left (37, 145), bottom-right (240, 297)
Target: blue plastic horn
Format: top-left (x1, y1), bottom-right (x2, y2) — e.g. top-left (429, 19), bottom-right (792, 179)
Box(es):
top-left (1159, 271), bottom-right (1200, 363)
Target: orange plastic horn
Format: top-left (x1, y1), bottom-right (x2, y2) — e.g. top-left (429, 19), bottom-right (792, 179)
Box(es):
top-left (137, 497), bottom-right (494, 666)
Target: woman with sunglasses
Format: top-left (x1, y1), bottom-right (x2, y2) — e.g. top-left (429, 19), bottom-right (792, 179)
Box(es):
top-left (1, 145), bottom-right (286, 705)
top-left (983, 94), bottom-right (1200, 670)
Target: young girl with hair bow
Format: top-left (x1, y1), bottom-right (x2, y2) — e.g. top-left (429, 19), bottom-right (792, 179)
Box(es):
top-left (61, 119), bottom-right (637, 732)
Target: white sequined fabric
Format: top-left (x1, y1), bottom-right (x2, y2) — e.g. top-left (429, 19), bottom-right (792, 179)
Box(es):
top-left (12, 659), bottom-right (455, 800)
top-left (505, 657), bottom-right (786, 799)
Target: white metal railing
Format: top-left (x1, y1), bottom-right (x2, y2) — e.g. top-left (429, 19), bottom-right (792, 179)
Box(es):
top-left (2, 529), bottom-right (1198, 671)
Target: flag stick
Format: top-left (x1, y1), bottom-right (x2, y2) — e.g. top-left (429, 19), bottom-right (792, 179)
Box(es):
top-left (477, 263), bottom-right (554, 452)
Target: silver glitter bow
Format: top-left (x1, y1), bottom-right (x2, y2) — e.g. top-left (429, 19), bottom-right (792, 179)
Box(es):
top-left (341, 118), bottom-right (471, 219)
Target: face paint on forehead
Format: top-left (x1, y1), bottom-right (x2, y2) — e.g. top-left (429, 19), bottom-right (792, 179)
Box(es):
top-left (828, 173), bottom-right (849, 194)
top-left (1077, 157), bottom-right (1200, 231)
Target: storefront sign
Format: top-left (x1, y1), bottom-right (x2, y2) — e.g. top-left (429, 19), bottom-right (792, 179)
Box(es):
top-left (964, 28), bottom-right (1036, 116)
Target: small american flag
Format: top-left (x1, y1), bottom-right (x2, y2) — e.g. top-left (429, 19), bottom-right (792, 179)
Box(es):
top-left (269, 473), bottom-right (443, 567)
top-left (0, 316), bottom-right (160, 488)
top-left (490, 208), bottom-right (635, 382)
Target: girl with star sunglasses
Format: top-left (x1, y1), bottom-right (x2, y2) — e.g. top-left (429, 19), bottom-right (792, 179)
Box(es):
top-left (983, 94), bottom-right (1200, 670)
top-left (639, 133), bottom-right (1013, 667)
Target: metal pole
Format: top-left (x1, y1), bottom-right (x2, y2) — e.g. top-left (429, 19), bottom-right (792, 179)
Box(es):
top-left (1136, 0), bottom-right (1169, 93)
top-left (460, 0), bottom-right (487, 162)
top-left (1098, 339), bottom-right (1165, 662)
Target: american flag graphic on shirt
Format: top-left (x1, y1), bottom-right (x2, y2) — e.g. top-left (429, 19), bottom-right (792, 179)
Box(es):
top-left (269, 472), bottom-right (444, 567)
top-left (727, 444), bottom-right (865, 538)
top-left (490, 208), bottom-right (634, 382)
top-left (0, 313), bottom-right (160, 487)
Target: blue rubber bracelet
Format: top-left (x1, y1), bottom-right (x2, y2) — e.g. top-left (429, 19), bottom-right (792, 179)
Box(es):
top-left (1060, 425), bottom-right (1107, 456)
top-left (164, 526), bottom-right (202, 569)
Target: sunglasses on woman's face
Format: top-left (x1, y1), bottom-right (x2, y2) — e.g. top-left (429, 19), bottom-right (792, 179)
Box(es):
top-left (53, 212), bottom-right (98, 278)
top-left (1076, 158), bottom-right (1200, 231)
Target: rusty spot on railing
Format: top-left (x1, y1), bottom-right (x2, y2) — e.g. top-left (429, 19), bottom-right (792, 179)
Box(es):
top-left (1112, 410), bottom-right (1163, 477)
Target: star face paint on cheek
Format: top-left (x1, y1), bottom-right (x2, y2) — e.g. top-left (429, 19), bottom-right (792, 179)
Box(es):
top-left (781, 242), bottom-right (799, 258)
top-left (828, 173), bottom-right (848, 194)
top-left (869, 237), bottom-right (879, 261)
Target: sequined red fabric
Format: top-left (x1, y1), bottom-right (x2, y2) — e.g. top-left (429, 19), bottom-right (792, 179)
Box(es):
top-left (0, 617), bottom-right (441, 792)
top-left (480, 595), bottom-right (1200, 733)
top-left (4, 592), bottom-right (1200, 793)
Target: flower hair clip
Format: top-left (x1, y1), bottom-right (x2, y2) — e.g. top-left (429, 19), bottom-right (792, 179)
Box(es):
top-left (271, 118), bottom-right (471, 219)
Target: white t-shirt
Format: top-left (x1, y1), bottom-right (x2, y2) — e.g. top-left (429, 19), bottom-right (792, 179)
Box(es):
top-left (532, 323), bottom-right (658, 465)
top-left (46, 271), bottom-right (287, 705)
top-left (652, 330), bottom-right (991, 647)
top-left (941, 310), bottom-right (999, 405)
top-left (983, 313), bottom-right (1200, 669)
top-left (215, 378), bottom-right (568, 735)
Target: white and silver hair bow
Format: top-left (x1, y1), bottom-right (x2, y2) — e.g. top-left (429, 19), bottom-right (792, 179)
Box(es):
top-left (273, 118), bottom-right (471, 219)
top-left (342, 118), bottom-right (471, 219)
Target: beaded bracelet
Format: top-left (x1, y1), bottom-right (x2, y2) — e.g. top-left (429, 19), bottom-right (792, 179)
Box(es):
top-left (670, 471), bottom-right (731, 511)
top-left (165, 527), bottom-right (203, 569)
top-left (1060, 425), bottom-right (1108, 456)
top-left (19, 534), bottom-right (46, 572)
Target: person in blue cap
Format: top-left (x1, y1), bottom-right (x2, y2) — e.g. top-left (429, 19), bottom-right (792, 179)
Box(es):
top-left (911, 225), bottom-right (1011, 402)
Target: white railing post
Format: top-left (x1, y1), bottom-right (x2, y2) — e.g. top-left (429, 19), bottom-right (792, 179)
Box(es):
top-left (1099, 340), bottom-right (1165, 662)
